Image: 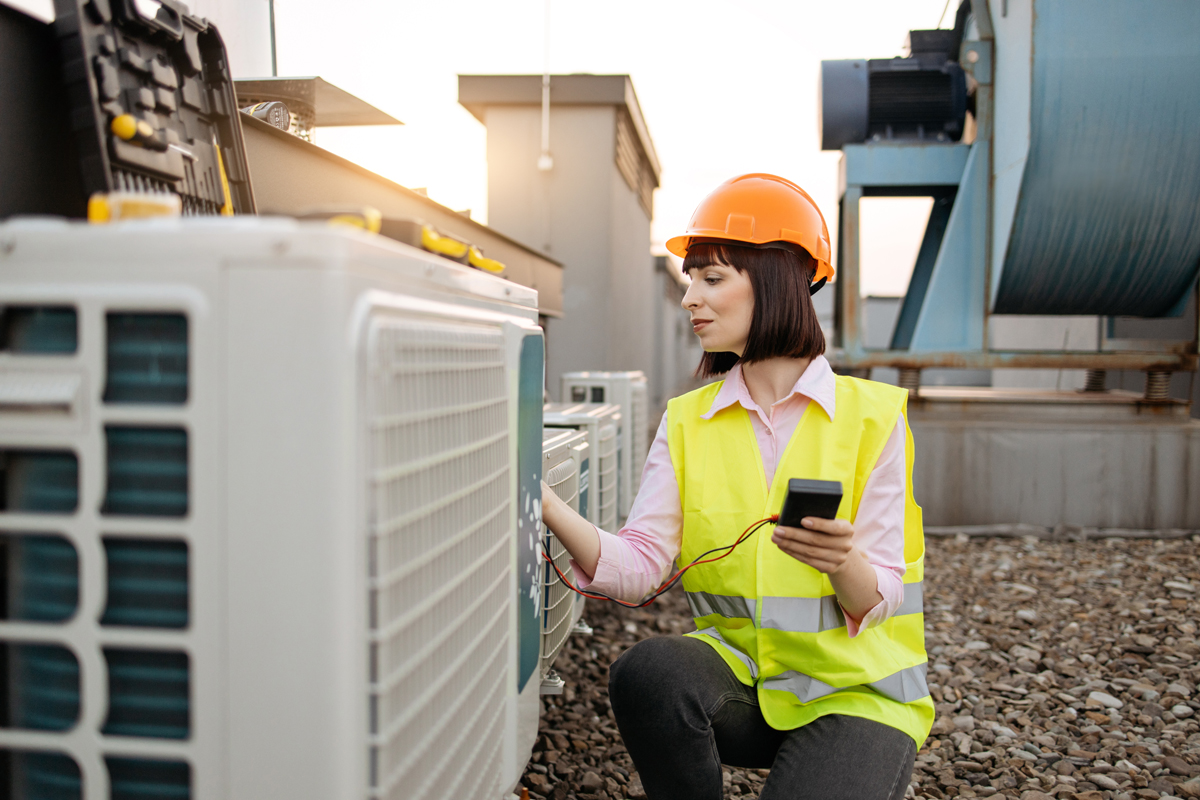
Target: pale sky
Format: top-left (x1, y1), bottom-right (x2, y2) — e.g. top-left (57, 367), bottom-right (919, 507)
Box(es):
top-left (12, 0), bottom-right (949, 296)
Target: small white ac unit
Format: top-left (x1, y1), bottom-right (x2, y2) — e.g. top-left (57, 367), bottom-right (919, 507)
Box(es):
top-left (542, 403), bottom-right (621, 535)
top-left (538, 428), bottom-right (587, 694)
top-left (560, 372), bottom-right (649, 520)
top-left (0, 217), bottom-right (548, 800)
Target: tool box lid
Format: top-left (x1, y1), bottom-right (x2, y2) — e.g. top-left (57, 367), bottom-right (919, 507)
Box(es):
top-left (52, 0), bottom-right (255, 215)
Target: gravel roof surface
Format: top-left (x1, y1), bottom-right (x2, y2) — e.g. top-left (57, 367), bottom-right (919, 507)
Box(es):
top-left (521, 534), bottom-right (1200, 800)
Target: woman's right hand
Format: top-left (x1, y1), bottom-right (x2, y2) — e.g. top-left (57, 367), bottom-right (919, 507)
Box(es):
top-left (540, 480), bottom-right (601, 577)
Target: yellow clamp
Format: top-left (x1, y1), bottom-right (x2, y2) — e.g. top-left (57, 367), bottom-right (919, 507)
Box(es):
top-left (468, 246), bottom-right (505, 274)
top-left (327, 207), bottom-right (382, 233)
top-left (87, 191), bottom-right (182, 223)
top-left (420, 224), bottom-right (469, 259)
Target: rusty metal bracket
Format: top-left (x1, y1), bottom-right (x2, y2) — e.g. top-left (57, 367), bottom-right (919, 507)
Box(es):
top-left (827, 348), bottom-right (1197, 372)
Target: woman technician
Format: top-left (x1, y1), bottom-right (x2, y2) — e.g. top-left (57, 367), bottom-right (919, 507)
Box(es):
top-left (542, 174), bottom-right (932, 800)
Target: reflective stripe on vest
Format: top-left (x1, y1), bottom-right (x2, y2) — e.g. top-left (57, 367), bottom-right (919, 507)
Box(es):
top-left (764, 662), bottom-right (929, 705)
top-left (690, 581), bottom-right (924, 634)
top-left (686, 591), bottom-right (755, 621)
top-left (694, 626), bottom-right (758, 678)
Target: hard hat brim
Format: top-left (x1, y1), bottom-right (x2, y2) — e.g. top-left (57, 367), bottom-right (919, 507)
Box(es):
top-left (664, 235), bottom-right (835, 283)
top-left (665, 235), bottom-right (691, 258)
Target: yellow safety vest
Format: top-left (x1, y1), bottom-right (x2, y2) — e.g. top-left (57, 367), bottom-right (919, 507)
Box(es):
top-left (666, 375), bottom-right (933, 746)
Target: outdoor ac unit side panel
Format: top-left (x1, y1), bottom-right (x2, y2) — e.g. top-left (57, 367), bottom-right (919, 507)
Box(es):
top-left (540, 432), bottom-right (580, 677)
top-left (545, 404), bottom-right (621, 535)
top-left (630, 378), bottom-right (649, 498)
top-left (502, 325), bottom-right (545, 794)
top-left (559, 374), bottom-right (646, 520)
top-left (597, 423), bottom-right (619, 533)
top-left (361, 301), bottom-right (515, 800)
top-left (566, 438), bottom-right (590, 631)
top-left (224, 266), bottom-right (365, 800)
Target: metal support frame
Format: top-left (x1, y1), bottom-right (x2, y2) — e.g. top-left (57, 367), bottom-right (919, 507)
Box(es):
top-left (826, 4), bottom-right (1199, 376)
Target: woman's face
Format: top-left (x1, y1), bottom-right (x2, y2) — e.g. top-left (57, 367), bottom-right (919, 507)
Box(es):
top-left (682, 261), bottom-right (754, 356)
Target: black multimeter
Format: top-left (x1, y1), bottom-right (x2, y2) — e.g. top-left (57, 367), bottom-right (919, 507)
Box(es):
top-left (777, 479), bottom-right (843, 528)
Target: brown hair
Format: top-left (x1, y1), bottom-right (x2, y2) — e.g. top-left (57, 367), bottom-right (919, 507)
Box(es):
top-left (682, 242), bottom-right (826, 379)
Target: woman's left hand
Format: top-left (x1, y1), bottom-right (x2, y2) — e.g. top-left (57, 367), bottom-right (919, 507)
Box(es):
top-left (771, 517), bottom-right (856, 575)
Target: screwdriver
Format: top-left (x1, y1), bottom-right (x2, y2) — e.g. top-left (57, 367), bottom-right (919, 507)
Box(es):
top-left (112, 112), bottom-right (197, 164)
top-left (111, 114), bottom-right (168, 151)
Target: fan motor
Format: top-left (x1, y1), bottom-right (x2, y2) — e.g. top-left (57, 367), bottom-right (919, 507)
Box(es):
top-left (820, 29), bottom-right (968, 151)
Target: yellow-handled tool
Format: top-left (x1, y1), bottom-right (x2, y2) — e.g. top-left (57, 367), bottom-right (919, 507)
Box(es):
top-left (420, 224), bottom-right (469, 259)
top-left (213, 137), bottom-right (234, 216)
top-left (111, 114), bottom-right (168, 151)
top-left (468, 246), bottom-right (505, 274)
top-left (326, 207), bottom-right (382, 233)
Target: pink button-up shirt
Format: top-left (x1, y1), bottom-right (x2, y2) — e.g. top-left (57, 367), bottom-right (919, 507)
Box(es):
top-left (572, 356), bottom-right (908, 637)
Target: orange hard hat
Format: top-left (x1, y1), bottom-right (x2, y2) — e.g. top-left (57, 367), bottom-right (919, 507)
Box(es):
top-left (665, 173), bottom-right (834, 285)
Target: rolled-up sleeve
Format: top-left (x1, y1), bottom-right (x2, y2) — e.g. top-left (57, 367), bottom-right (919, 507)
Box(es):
top-left (842, 417), bottom-right (908, 637)
top-left (570, 413), bottom-right (682, 603)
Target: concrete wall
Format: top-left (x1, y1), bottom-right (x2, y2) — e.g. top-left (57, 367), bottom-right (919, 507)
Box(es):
top-left (989, 315), bottom-right (1100, 391)
top-left (607, 167), bottom-right (657, 388)
top-left (483, 104), bottom-right (657, 401)
top-left (909, 391), bottom-right (1200, 529)
top-left (652, 257), bottom-right (705, 418)
top-left (865, 296), bottom-right (991, 387)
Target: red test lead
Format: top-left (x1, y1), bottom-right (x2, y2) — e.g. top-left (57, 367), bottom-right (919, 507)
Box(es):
top-left (542, 515), bottom-right (779, 609)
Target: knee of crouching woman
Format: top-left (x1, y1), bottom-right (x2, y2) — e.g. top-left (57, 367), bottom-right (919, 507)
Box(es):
top-left (608, 635), bottom-right (693, 714)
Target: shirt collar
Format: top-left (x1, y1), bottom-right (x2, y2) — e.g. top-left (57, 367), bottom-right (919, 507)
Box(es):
top-left (700, 355), bottom-right (837, 422)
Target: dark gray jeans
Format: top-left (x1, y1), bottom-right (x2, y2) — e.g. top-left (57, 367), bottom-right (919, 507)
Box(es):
top-left (608, 636), bottom-right (916, 800)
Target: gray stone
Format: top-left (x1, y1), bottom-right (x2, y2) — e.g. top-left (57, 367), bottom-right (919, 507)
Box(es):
top-left (1087, 690), bottom-right (1124, 709)
top-left (580, 771), bottom-right (604, 789)
top-left (930, 716), bottom-right (956, 735)
top-left (1164, 756), bottom-right (1197, 776)
top-left (1131, 683), bottom-right (1160, 700)
top-left (1009, 644), bottom-right (1043, 662)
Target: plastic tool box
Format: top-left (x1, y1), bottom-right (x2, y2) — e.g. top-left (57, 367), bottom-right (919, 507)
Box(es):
top-left (52, 0), bottom-right (255, 214)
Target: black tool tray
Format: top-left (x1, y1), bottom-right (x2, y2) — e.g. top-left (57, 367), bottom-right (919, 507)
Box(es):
top-left (53, 0), bottom-right (255, 214)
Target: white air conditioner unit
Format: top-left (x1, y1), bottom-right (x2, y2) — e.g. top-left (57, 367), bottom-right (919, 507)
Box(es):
top-left (560, 372), bottom-right (648, 520)
top-left (542, 403), bottom-right (620, 535)
top-left (0, 217), bottom-right (549, 800)
top-left (538, 428), bottom-right (587, 694)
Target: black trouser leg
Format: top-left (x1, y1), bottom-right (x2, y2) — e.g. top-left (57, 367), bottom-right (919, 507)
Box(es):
top-left (759, 713), bottom-right (916, 800)
top-left (609, 635), bottom-right (776, 799)
top-left (607, 635), bottom-right (916, 800)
